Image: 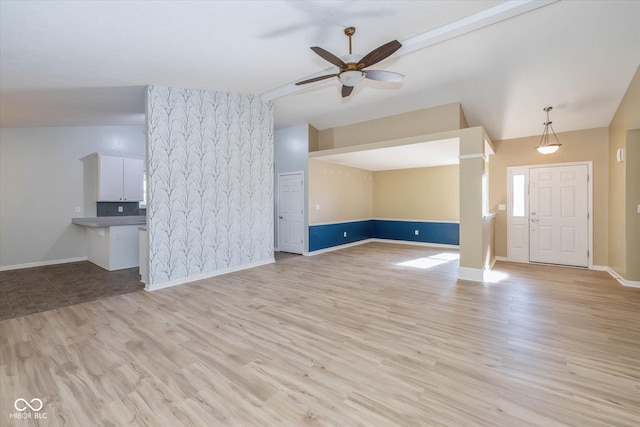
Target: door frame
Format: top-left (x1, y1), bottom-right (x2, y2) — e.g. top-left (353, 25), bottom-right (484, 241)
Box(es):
top-left (276, 171), bottom-right (305, 254)
top-left (506, 161), bottom-right (593, 268)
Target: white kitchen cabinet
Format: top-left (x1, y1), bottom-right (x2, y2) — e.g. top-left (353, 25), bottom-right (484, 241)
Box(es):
top-left (97, 154), bottom-right (144, 202)
top-left (87, 225), bottom-right (140, 271)
top-left (123, 157), bottom-right (144, 201)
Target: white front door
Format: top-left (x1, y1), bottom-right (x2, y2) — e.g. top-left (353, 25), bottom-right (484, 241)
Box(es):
top-left (278, 172), bottom-right (304, 254)
top-left (529, 164), bottom-right (589, 267)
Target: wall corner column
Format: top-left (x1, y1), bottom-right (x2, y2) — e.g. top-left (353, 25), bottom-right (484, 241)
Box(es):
top-left (458, 127), bottom-right (490, 282)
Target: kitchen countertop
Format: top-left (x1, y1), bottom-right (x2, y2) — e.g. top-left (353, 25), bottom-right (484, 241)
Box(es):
top-left (72, 215), bottom-right (147, 228)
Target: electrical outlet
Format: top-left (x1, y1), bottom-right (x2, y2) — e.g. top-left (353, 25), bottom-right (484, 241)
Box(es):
top-left (118, 206), bottom-right (124, 213)
top-left (415, 230), bottom-right (419, 236)
top-left (75, 207), bottom-right (81, 213)
top-left (498, 204), bottom-right (506, 211)
top-left (637, 204), bottom-right (640, 214)
top-left (316, 204), bottom-right (320, 210)
top-left (343, 231), bottom-right (347, 237)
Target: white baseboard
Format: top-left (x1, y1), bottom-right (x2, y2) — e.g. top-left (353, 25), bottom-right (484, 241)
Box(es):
top-left (370, 238), bottom-right (459, 249)
top-left (146, 258), bottom-right (275, 291)
top-left (606, 267), bottom-right (640, 288)
top-left (495, 258), bottom-right (611, 273)
top-left (458, 266), bottom-right (489, 282)
top-left (304, 239), bottom-right (373, 256)
top-left (304, 238), bottom-right (460, 257)
top-left (0, 256), bottom-right (88, 272)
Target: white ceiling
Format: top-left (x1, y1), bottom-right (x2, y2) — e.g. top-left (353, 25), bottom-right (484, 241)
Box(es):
top-left (1, 1), bottom-right (638, 141)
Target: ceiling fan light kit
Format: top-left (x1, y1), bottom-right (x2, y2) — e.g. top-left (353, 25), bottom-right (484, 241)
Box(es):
top-left (295, 26), bottom-right (404, 97)
top-left (536, 106), bottom-right (561, 154)
top-left (338, 70), bottom-right (365, 87)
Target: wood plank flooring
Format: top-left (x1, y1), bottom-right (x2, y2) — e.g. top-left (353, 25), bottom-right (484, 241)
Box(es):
top-left (1, 242), bottom-right (639, 426)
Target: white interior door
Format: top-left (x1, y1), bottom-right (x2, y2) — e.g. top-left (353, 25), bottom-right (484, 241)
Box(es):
top-left (529, 164), bottom-right (589, 267)
top-left (278, 172), bottom-right (304, 254)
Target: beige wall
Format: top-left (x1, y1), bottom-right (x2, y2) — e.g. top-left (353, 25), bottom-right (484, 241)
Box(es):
top-left (373, 165), bottom-right (459, 221)
top-left (489, 127), bottom-right (609, 266)
top-left (308, 159), bottom-right (373, 224)
top-left (608, 66), bottom-right (640, 281)
top-left (459, 127), bottom-right (487, 270)
top-left (317, 102), bottom-right (467, 151)
top-left (308, 124), bottom-right (319, 153)
top-left (626, 130), bottom-right (640, 281)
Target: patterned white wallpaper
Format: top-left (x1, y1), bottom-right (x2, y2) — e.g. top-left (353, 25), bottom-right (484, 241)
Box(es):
top-left (146, 86), bottom-right (274, 286)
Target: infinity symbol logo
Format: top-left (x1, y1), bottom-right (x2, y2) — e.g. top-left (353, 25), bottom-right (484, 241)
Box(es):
top-left (14, 398), bottom-right (44, 412)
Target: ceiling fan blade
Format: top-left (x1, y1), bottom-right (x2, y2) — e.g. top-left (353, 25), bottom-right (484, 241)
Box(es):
top-left (358, 40), bottom-right (402, 68)
top-left (295, 74), bottom-right (338, 85)
top-left (310, 47), bottom-right (347, 68)
top-left (342, 85), bottom-right (354, 98)
top-left (365, 70), bottom-right (404, 83)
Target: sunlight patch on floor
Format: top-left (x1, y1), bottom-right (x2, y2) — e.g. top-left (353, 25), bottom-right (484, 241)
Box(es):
top-left (484, 269), bottom-right (510, 283)
top-left (396, 252), bottom-right (460, 270)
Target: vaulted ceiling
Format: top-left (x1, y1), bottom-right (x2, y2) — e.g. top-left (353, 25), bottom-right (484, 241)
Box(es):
top-left (1, 0), bottom-right (638, 141)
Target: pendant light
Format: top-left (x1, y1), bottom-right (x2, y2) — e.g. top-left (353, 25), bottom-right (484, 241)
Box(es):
top-left (536, 106), bottom-right (561, 154)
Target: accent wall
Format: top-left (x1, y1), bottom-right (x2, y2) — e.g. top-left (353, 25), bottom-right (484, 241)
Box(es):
top-left (146, 86), bottom-right (273, 287)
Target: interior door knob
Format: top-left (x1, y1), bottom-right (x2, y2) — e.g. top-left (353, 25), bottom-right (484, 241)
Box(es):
top-left (279, 216), bottom-right (283, 219)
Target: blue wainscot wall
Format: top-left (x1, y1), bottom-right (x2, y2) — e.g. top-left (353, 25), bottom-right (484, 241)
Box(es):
top-left (309, 220), bottom-right (373, 252)
top-left (308, 219), bottom-right (459, 252)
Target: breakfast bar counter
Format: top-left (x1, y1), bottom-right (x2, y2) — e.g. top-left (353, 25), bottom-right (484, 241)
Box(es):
top-left (72, 216), bottom-right (146, 271)
top-left (72, 215), bottom-right (146, 228)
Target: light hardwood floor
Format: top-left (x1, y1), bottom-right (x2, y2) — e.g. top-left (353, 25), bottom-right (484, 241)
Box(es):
top-left (1, 242), bottom-right (639, 426)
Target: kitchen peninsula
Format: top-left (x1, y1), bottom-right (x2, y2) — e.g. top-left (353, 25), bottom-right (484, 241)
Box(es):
top-left (72, 215), bottom-right (146, 271)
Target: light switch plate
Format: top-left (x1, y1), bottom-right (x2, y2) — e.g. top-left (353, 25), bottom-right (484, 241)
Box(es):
top-left (415, 230), bottom-right (419, 235)
top-left (316, 204), bottom-right (320, 210)
top-left (75, 207), bottom-right (81, 213)
top-left (498, 204), bottom-right (506, 211)
top-left (637, 204), bottom-right (640, 214)
top-left (343, 232), bottom-right (347, 237)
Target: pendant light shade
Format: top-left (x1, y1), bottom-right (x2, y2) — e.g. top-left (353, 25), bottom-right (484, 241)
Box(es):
top-left (536, 106), bottom-right (561, 154)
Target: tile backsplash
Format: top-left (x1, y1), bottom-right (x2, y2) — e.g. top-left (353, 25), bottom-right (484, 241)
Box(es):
top-left (97, 202), bottom-right (146, 217)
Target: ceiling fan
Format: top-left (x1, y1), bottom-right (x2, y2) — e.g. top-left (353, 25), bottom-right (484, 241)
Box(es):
top-left (295, 27), bottom-right (404, 98)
